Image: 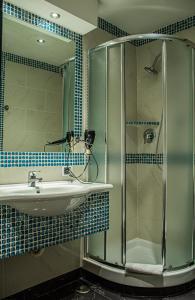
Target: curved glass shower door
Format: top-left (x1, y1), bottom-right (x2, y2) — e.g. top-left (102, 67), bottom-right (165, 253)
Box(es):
top-left (87, 47), bottom-right (107, 260)
top-left (126, 40), bottom-right (164, 267)
top-left (164, 40), bottom-right (194, 269)
top-left (86, 34), bottom-right (195, 274)
top-left (87, 44), bottom-right (125, 265)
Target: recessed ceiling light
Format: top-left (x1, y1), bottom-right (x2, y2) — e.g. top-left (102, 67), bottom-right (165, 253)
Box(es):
top-left (37, 39), bottom-right (46, 44)
top-left (50, 12), bottom-right (60, 19)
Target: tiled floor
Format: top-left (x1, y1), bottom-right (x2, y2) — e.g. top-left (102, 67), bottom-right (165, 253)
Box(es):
top-left (63, 279), bottom-right (195, 300)
top-left (5, 270), bottom-right (195, 300)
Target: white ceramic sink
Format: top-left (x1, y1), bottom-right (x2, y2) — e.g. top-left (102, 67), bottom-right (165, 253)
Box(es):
top-left (0, 181), bottom-right (113, 217)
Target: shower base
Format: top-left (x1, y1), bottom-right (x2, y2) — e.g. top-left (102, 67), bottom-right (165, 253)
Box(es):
top-left (126, 238), bottom-right (162, 265)
top-left (84, 238), bottom-right (195, 288)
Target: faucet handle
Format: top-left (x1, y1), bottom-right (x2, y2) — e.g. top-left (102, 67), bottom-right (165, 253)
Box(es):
top-left (28, 170), bottom-right (41, 178)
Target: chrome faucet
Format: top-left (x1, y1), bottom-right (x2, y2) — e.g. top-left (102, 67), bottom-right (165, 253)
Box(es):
top-left (28, 171), bottom-right (42, 187)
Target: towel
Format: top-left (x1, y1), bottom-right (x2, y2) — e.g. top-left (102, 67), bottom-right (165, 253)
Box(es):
top-left (125, 263), bottom-right (163, 275)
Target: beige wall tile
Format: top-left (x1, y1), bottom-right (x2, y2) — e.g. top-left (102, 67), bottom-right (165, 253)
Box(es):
top-left (5, 61), bottom-right (27, 86)
top-left (126, 165), bottom-right (138, 241)
top-left (4, 62), bottom-right (63, 152)
top-left (0, 240), bottom-right (80, 299)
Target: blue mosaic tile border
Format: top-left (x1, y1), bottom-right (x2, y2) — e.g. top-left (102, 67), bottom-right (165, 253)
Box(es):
top-left (4, 52), bottom-right (61, 73)
top-left (0, 152), bottom-right (85, 167)
top-left (98, 17), bottom-right (137, 47)
top-left (126, 120), bottom-right (160, 126)
top-left (3, 1), bottom-right (83, 137)
top-left (126, 153), bottom-right (163, 164)
top-left (98, 17), bottom-right (129, 38)
top-left (0, 192), bottom-right (109, 259)
top-left (0, 53), bottom-right (5, 151)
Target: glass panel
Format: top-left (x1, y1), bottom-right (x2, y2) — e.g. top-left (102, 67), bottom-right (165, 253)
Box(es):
top-left (165, 41), bottom-right (194, 269)
top-left (106, 45), bottom-right (123, 265)
top-left (87, 48), bottom-right (107, 260)
top-left (126, 40), bottom-right (163, 266)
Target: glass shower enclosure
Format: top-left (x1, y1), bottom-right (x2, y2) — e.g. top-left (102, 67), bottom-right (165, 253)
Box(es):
top-left (85, 34), bottom-right (195, 276)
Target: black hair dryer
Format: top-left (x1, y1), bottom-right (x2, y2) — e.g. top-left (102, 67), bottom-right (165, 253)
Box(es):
top-left (84, 130), bottom-right (95, 154)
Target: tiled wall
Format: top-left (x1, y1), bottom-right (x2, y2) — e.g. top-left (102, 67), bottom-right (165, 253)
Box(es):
top-left (4, 57), bottom-right (63, 152)
top-left (3, 1), bottom-right (83, 135)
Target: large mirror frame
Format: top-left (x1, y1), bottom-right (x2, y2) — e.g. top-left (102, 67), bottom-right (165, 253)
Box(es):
top-left (0, 1), bottom-right (83, 167)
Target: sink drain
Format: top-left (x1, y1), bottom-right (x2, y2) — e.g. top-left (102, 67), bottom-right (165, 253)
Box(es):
top-left (76, 284), bottom-right (90, 294)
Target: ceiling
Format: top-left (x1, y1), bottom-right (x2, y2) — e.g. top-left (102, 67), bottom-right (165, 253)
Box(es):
top-left (3, 16), bottom-right (75, 66)
top-left (4, 0), bottom-right (195, 36)
top-left (6, 0), bottom-right (96, 34)
top-left (98, 0), bottom-right (195, 34)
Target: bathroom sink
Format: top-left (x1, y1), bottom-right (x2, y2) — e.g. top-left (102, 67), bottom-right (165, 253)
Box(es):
top-left (0, 181), bottom-right (113, 217)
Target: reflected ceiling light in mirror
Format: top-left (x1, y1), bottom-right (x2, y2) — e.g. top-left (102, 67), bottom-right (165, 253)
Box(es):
top-left (50, 12), bottom-right (61, 19)
top-left (37, 39), bottom-right (46, 44)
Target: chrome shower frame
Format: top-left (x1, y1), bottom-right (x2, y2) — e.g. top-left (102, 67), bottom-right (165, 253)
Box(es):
top-left (84, 33), bottom-right (195, 286)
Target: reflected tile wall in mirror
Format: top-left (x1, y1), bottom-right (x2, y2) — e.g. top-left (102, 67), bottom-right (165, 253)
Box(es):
top-left (2, 14), bottom-right (75, 152)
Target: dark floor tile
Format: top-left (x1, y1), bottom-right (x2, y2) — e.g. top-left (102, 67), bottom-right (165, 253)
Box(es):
top-left (6, 269), bottom-right (195, 300)
top-left (172, 292), bottom-right (195, 300)
top-left (62, 290), bottom-right (106, 300)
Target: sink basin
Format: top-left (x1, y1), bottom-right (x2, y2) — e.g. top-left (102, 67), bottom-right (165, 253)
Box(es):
top-left (0, 181), bottom-right (113, 217)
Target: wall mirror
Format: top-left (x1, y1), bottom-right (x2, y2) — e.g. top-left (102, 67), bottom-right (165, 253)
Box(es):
top-left (1, 11), bottom-right (78, 153)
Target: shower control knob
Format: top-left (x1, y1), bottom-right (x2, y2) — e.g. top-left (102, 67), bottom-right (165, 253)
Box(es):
top-left (4, 105), bottom-right (9, 111)
top-left (143, 128), bottom-right (155, 144)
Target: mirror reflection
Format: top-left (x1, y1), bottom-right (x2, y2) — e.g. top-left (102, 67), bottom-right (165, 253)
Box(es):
top-left (2, 15), bottom-right (75, 152)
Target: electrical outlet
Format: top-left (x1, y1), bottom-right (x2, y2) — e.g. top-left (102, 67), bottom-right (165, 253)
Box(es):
top-left (62, 166), bottom-right (72, 176)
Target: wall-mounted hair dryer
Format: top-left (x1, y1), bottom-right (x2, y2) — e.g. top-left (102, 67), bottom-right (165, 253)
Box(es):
top-left (84, 130), bottom-right (95, 155)
top-left (45, 131), bottom-right (74, 150)
top-left (63, 129), bottom-right (98, 183)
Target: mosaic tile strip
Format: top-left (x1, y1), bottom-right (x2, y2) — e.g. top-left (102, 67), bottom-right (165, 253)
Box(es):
top-left (98, 17), bottom-right (129, 38)
top-left (4, 52), bottom-right (61, 73)
top-left (98, 17), bottom-right (137, 47)
top-left (126, 120), bottom-right (160, 126)
top-left (0, 192), bottom-right (109, 259)
top-left (126, 153), bottom-right (194, 165)
top-left (126, 153), bottom-right (163, 164)
top-left (0, 53), bottom-right (5, 151)
top-left (0, 152), bottom-right (85, 167)
top-left (3, 1), bottom-right (83, 136)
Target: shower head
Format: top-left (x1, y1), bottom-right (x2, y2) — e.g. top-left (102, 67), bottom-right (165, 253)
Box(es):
top-left (144, 53), bottom-right (161, 75)
top-left (144, 66), bottom-right (158, 75)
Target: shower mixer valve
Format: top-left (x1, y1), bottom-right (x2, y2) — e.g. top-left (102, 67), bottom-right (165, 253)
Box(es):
top-left (143, 128), bottom-right (155, 144)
